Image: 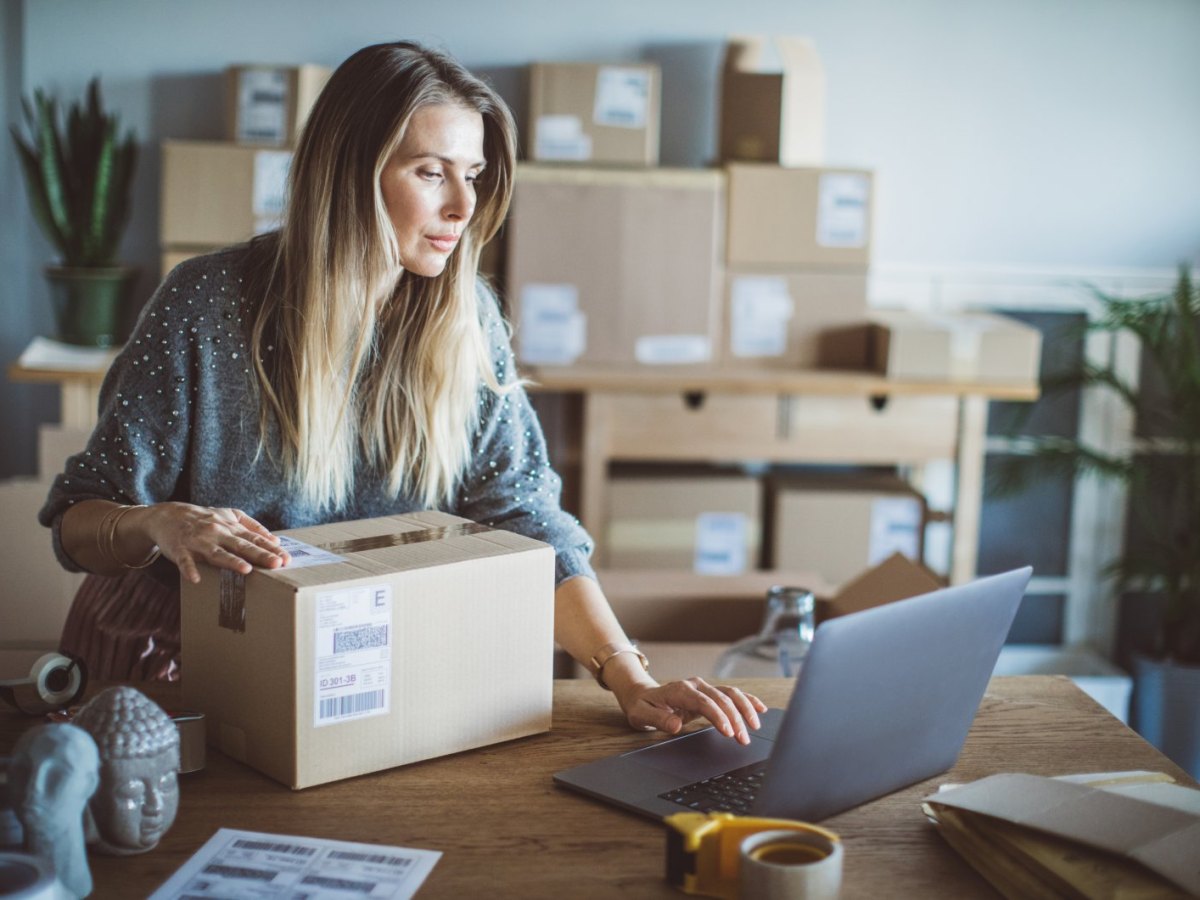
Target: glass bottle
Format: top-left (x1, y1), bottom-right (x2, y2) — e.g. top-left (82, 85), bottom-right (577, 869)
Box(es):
top-left (713, 586), bottom-right (816, 678)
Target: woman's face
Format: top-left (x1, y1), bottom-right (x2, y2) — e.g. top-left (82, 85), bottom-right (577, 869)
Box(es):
top-left (380, 103), bottom-right (486, 277)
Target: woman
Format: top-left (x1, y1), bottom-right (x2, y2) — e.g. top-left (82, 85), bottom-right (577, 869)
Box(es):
top-left (40, 41), bottom-right (763, 743)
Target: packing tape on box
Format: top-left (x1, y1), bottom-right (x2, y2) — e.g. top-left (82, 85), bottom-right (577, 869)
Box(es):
top-left (665, 811), bottom-right (842, 900)
top-left (218, 522), bottom-right (495, 632)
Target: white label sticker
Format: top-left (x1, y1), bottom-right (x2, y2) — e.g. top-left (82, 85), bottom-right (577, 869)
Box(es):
top-left (236, 69), bottom-right (289, 144)
top-left (252, 150), bottom-right (291, 230)
top-left (635, 334), bottom-right (711, 365)
top-left (593, 67), bottom-right (650, 128)
top-left (519, 284), bottom-right (587, 365)
top-left (868, 497), bottom-right (921, 565)
top-left (535, 114), bottom-right (593, 161)
top-left (731, 276), bottom-right (796, 358)
top-left (275, 535), bottom-right (346, 569)
top-left (816, 173), bottom-right (870, 248)
top-left (694, 512), bottom-right (749, 575)
top-left (314, 583), bottom-right (392, 727)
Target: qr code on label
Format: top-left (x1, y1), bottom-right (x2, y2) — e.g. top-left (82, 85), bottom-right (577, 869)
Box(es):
top-left (333, 624), bottom-right (388, 653)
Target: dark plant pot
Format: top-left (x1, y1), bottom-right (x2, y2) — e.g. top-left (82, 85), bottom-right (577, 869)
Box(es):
top-left (44, 265), bottom-right (137, 348)
top-left (1131, 653), bottom-right (1200, 778)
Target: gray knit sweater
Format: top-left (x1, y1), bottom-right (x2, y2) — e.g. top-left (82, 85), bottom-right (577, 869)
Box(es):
top-left (39, 245), bottom-right (596, 585)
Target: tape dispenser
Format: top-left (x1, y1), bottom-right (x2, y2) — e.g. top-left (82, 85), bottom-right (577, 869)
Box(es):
top-left (0, 653), bottom-right (88, 715)
top-left (665, 811), bottom-right (840, 899)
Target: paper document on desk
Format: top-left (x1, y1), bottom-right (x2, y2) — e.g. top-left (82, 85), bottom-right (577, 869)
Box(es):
top-left (18, 336), bottom-right (120, 370)
top-left (924, 771), bottom-right (1200, 896)
top-left (148, 828), bottom-right (441, 899)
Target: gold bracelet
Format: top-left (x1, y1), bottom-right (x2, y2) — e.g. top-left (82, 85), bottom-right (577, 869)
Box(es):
top-left (95, 504), bottom-right (125, 566)
top-left (102, 504), bottom-right (161, 569)
top-left (588, 642), bottom-right (650, 691)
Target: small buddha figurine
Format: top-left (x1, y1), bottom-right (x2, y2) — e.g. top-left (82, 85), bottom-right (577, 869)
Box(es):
top-left (72, 687), bottom-right (180, 856)
top-left (8, 723), bottom-right (100, 898)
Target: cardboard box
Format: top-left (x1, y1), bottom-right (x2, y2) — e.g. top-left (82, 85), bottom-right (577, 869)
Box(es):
top-left (507, 165), bottom-right (723, 367)
top-left (719, 35), bottom-right (825, 166)
top-left (595, 570), bottom-right (831, 644)
top-left (0, 478), bottom-right (86, 650)
top-left (770, 476), bottom-right (926, 586)
top-left (161, 140), bottom-right (291, 247)
top-left (527, 62), bottom-right (660, 166)
top-left (180, 511), bottom-right (554, 789)
top-left (605, 473), bottom-right (761, 573)
top-left (37, 424), bottom-right (91, 482)
top-left (592, 555), bottom-right (941, 674)
top-left (224, 64), bottom-right (331, 146)
top-left (161, 246), bottom-right (222, 278)
top-left (722, 267), bottom-right (868, 368)
top-left (821, 310), bottom-right (1043, 383)
top-left (726, 163), bottom-right (872, 268)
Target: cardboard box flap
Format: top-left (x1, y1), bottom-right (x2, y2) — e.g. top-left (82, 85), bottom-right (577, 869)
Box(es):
top-left (266, 512), bottom-right (551, 588)
top-left (724, 35), bottom-right (769, 71)
top-left (825, 552), bottom-right (942, 618)
top-left (927, 774), bottom-right (1200, 895)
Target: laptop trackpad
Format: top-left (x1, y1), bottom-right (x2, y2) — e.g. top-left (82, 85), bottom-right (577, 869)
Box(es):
top-left (627, 727), bottom-right (773, 783)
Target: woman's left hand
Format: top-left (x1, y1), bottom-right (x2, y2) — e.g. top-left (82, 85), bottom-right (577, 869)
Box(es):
top-left (615, 678), bottom-right (767, 745)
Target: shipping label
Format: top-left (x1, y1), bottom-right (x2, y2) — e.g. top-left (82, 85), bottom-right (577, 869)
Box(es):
top-left (236, 69), bottom-right (289, 144)
top-left (593, 67), bottom-right (650, 128)
top-left (694, 513), bottom-right (749, 575)
top-left (730, 276), bottom-right (795, 358)
top-left (816, 173), bottom-right (870, 248)
top-left (519, 284), bottom-right (587, 365)
top-left (314, 583), bottom-right (392, 728)
top-left (252, 150), bottom-right (291, 232)
top-left (635, 334), bottom-right (711, 365)
top-left (868, 497), bottom-right (922, 565)
top-left (276, 535), bottom-right (345, 569)
top-left (534, 114), bottom-right (592, 161)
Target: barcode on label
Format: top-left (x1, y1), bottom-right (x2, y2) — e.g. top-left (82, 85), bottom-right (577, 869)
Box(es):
top-left (232, 838), bottom-right (316, 856)
top-left (333, 624), bottom-right (388, 653)
top-left (319, 690), bottom-right (385, 720)
top-left (328, 850), bottom-right (414, 867)
top-left (300, 874), bottom-right (377, 893)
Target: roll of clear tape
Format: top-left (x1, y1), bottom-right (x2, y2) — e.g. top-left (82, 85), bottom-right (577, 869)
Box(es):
top-left (0, 851), bottom-right (62, 900)
top-left (739, 828), bottom-right (843, 899)
top-left (0, 654), bottom-right (87, 715)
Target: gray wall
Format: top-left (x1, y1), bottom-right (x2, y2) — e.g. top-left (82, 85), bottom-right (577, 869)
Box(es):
top-left (4, 0), bottom-right (1200, 476)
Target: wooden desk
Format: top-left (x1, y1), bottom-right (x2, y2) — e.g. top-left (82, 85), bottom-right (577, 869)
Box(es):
top-left (1, 676), bottom-right (1190, 898)
top-left (527, 367), bottom-right (1038, 583)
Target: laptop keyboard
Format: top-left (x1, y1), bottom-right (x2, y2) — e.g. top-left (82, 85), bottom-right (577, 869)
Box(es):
top-left (658, 761), bottom-right (767, 814)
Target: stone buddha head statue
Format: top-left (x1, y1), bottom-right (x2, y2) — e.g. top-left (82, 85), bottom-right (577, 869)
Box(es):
top-left (72, 687), bottom-right (180, 856)
top-left (8, 723), bottom-right (100, 897)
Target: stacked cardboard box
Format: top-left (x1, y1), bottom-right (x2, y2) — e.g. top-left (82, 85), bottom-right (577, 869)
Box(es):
top-left (506, 164), bottom-right (723, 367)
top-left (0, 428), bottom-right (90, 672)
top-left (589, 554), bottom-right (941, 680)
top-left (820, 310), bottom-right (1043, 383)
top-left (604, 471), bottom-right (761, 573)
top-left (768, 474), bottom-right (926, 587)
top-left (526, 62), bottom-right (661, 166)
top-left (160, 64), bottom-right (329, 277)
top-left (714, 36), bottom-right (874, 371)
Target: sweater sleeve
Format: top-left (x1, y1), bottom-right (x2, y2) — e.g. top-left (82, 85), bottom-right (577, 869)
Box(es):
top-left (38, 256), bottom-right (215, 571)
top-left (452, 282), bottom-right (597, 585)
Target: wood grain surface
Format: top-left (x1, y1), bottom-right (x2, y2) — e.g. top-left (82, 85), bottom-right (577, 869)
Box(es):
top-left (1, 677), bottom-right (1191, 898)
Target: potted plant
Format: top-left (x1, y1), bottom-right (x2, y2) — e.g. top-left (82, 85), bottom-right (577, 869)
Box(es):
top-left (10, 77), bottom-right (138, 347)
top-left (993, 268), bottom-right (1200, 776)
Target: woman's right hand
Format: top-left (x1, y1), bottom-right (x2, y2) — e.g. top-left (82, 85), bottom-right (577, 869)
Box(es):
top-left (131, 503), bottom-right (290, 583)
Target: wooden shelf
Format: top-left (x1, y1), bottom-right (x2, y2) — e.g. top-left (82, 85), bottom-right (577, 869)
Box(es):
top-left (524, 364), bottom-right (1040, 402)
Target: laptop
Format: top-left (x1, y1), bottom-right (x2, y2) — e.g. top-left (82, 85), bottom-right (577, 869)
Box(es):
top-left (554, 567), bottom-right (1032, 822)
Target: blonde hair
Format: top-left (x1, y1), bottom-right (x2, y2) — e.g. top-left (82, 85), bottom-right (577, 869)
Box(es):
top-left (243, 42), bottom-right (516, 512)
